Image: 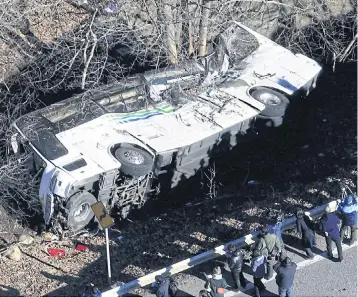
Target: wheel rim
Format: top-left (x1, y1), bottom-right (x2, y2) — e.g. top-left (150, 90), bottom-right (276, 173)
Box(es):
top-left (73, 203), bottom-right (90, 222)
top-left (122, 149), bottom-right (145, 165)
top-left (259, 93), bottom-right (282, 106)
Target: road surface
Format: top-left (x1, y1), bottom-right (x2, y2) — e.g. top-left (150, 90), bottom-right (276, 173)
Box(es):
top-left (141, 234), bottom-right (357, 297)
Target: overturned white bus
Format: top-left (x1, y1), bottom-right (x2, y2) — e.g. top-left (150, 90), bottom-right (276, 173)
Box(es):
top-left (10, 22), bottom-right (322, 233)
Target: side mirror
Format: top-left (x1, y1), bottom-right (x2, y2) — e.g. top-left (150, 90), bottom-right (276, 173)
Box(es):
top-left (10, 133), bottom-right (20, 154)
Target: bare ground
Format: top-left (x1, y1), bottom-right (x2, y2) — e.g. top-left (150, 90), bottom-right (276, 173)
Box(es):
top-left (0, 63), bottom-right (356, 297)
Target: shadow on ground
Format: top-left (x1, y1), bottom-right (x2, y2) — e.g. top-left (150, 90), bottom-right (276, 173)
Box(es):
top-left (0, 285), bottom-right (20, 297)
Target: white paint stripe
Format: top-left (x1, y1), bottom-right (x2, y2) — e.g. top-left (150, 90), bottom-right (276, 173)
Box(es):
top-left (226, 242), bottom-right (357, 297)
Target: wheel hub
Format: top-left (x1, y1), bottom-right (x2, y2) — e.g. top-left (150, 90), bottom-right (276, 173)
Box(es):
top-left (259, 93), bottom-right (281, 105)
top-left (74, 203), bottom-right (90, 222)
top-left (123, 150), bottom-right (145, 165)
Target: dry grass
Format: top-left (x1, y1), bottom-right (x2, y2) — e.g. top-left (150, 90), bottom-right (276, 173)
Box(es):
top-left (26, 1), bottom-right (89, 44)
top-left (0, 44), bottom-right (25, 83)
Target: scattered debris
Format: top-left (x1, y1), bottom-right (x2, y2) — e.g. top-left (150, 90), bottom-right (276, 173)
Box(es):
top-left (157, 252), bottom-right (171, 259)
top-left (318, 153), bottom-right (325, 157)
top-left (75, 244), bottom-right (89, 252)
top-left (4, 245), bottom-right (21, 261)
top-left (18, 234), bottom-right (34, 246)
top-left (42, 232), bottom-right (59, 243)
top-left (302, 144), bottom-right (309, 149)
top-left (47, 248), bottom-right (66, 258)
top-left (248, 180), bottom-right (259, 184)
top-left (116, 236), bottom-right (124, 242)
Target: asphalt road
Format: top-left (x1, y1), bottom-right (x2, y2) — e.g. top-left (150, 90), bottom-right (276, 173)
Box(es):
top-left (141, 235), bottom-right (357, 297)
top-left (237, 245), bottom-right (358, 297)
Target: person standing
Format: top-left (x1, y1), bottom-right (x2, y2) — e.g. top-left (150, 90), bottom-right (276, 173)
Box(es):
top-left (256, 224), bottom-right (282, 258)
top-left (273, 257), bottom-right (297, 297)
top-left (205, 266), bottom-right (229, 297)
top-left (267, 214), bottom-right (287, 261)
top-left (82, 284), bottom-right (102, 297)
top-left (338, 194), bottom-right (358, 245)
top-left (154, 275), bottom-right (172, 297)
top-left (295, 208), bottom-right (316, 259)
top-left (251, 250), bottom-right (266, 297)
top-left (227, 247), bottom-right (248, 290)
top-left (268, 213), bottom-right (284, 243)
top-left (255, 224), bottom-right (282, 280)
top-left (319, 206), bottom-right (343, 262)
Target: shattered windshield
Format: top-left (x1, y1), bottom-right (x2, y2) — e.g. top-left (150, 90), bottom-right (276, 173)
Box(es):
top-left (216, 24), bottom-right (260, 66)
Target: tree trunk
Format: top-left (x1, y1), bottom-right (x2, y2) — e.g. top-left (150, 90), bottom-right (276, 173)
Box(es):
top-left (198, 0), bottom-right (211, 57)
top-left (163, 0), bottom-right (178, 64)
top-left (175, 0), bottom-right (184, 58)
top-left (187, 1), bottom-right (196, 56)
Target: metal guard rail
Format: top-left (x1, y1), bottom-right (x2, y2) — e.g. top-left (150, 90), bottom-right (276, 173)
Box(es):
top-left (102, 200), bottom-right (339, 297)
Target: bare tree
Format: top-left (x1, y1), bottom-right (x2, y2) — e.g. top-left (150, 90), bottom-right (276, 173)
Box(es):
top-left (198, 0), bottom-right (211, 56)
top-left (162, 0), bottom-right (179, 64)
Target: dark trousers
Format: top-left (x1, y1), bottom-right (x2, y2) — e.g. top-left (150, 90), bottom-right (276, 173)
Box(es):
top-left (325, 236), bottom-right (343, 260)
top-left (279, 247), bottom-right (287, 262)
top-left (340, 224), bottom-right (357, 244)
top-left (265, 260), bottom-right (274, 280)
top-left (253, 277), bottom-right (265, 297)
top-left (231, 270), bottom-right (247, 289)
top-left (278, 286), bottom-right (293, 297)
top-left (304, 247), bottom-right (314, 258)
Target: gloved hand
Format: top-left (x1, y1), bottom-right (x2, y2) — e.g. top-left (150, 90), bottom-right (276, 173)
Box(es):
top-left (304, 212), bottom-right (313, 220)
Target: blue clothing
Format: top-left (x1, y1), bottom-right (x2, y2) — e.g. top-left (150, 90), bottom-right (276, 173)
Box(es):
top-left (279, 286), bottom-right (293, 297)
top-left (320, 213), bottom-right (340, 238)
top-left (338, 195), bottom-right (358, 226)
top-left (251, 255), bottom-right (266, 278)
top-left (268, 222), bottom-right (283, 240)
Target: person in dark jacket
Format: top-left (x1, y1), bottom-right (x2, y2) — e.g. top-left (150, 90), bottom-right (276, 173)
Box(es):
top-left (251, 250), bottom-right (266, 297)
top-left (319, 206), bottom-right (343, 262)
top-left (227, 245), bottom-right (248, 289)
top-left (273, 257), bottom-right (297, 297)
top-left (295, 208), bottom-right (316, 259)
top-left (338, 194), bottom-right (358, 245)
top-left (82, 284), bottom-right (102, 297)
top-left (155, 275), bottom-right (171, 297)
top-left (199, 290), bottom-right (209, 297)
top-left (267, 213), bottom-right (284, 242)
top-left (205, 266), bottom-right (229, 297)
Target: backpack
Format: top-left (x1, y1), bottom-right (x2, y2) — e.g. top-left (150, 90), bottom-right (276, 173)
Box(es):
top-left (209, 279), bottom-right (225, 295)
top-left (258, 236), bottom-right (279, 260)
top-left (268, 223), bottom-right (282, 239)
top-left (168, 279), bottom-right (178, 297)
